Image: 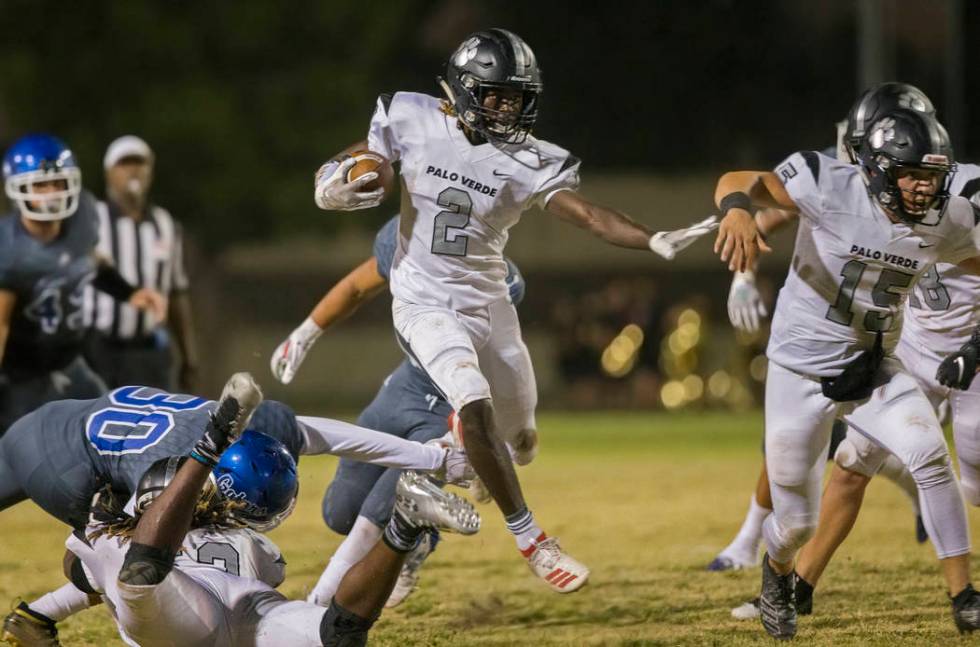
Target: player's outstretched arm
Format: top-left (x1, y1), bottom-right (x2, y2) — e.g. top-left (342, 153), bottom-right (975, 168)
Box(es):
top-left (713, 171), bottom-right (794, 272)
top-left (91, 256), bottom-right (168, 322)
top-left (271, 256), bottom-right (387, 384)
top-left (546, 190), bottom-right (718, 258)
top-left (296, 416), bottom-right (474, 484)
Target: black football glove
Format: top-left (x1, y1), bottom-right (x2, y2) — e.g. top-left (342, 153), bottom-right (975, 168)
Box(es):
top-left (190, 396), bottom-right (241, 467)
top-left (937, 329), bottom-right (980, 390)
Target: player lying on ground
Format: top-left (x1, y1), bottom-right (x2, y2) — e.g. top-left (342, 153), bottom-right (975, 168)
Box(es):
top-left (709, 83), bottom-right (942, 572)
top-left (3, 379), bottom-right (479, 647)
top-left (728, 84), bottom-right (980, 621)
top-left (713, 106), bottom-right (980, 638)
top-left (272, 215), bottom-right (528, 607)
top-left (313, 27), bottom-right (719, 593)
top-left (0, 133), bottom-right (166, 433)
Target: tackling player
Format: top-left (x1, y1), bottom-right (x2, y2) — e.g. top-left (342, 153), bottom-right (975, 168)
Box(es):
top-left (312, 28), bottom-right (719, 592)
top-left (0, 134), bottom-right (166, 432)
top-left (713, 107), bottom-right (980, 638)
top-left (4, 384), bottom-right (478, 646)
top-left (272, 215), bottom-right (527, 607)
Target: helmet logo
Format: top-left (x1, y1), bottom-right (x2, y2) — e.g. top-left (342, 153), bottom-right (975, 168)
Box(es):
top-left (454, 37), bottom-right (481, 67)
top-left (897, 92), bottom-right (927, 112)
top-left (922, 154), bottom-right (949, 165)
top-left (869, 118), bottom-right (896, 150)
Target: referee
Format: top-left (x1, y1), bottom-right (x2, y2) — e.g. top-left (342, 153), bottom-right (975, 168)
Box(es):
top-left (85, 136), bottom-right (199, 392)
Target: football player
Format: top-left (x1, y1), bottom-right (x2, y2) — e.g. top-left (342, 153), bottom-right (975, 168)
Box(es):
top-left (729, 87), bottom-right (980, 622)
top-left (4, 385), bottom-right (477, 647)
top-left (312, 28), bottom-right (719, 592)
top-left (0, 134), bottom-right (166, 433)
top-left (272, 215), bottom-right (527, 607)
top-left (0, 373), bottom-right (476, 645)
top-left (713, 107), bottom-right (980, 637)
top-left (710, 84), bottom-right (937, 573)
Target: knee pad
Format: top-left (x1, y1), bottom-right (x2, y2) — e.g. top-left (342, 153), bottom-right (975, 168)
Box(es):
top-left (910, 454), bottom-right (954, 491)
top-left (118, 542), bottom-right (175, 586)
top-left (319, 600), bottom-right (374, 647)
top-left (833, 436), bottom-right (885, 479)
top-left (767, 515), bottom-right (816, 556)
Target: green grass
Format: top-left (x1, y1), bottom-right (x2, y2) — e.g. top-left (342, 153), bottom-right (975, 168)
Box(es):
top-left (1, 411), bottom-right (976, 645)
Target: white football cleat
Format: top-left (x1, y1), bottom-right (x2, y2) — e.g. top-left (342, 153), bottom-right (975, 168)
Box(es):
top-left (524, 536), bottom-right (589, 593)
top-left (218, 372), bottom-right (263, 433)
top-left (731, 597), bottom-right (761, 620)
top-left (384, 531), bottom-right (438, 608)
top-left (395, 471), bottom-right (480, 535)
top-left (705, 547), bottom-right (760, 572)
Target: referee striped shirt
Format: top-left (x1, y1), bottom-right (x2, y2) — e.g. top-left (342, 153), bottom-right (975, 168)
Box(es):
top-left (87, 200), bottom-right (189, 340)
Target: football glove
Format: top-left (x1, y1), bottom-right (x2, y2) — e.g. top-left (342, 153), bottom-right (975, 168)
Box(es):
top-left (649, 215), bottom-right (719, 260)
top-left (936, 328), bottom-right (980, 390)
top-left (727, 270), bottom-right (768, 334)
top-left (191, 396), bottom-right (243, 466)
top-left (314, 156), bottom-right (384, 211)
top-left (271, 317), bottom-right (323, 385)
top-left (427, 433), bottom-right (476, 485)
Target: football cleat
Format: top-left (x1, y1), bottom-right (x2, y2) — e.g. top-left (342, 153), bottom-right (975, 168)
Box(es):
top-left (2, 602), bottom-right (61, 646)
top-left (793, 572), bottom-right (814, 616)
top-left (218, 372), bottom-right (263, 433)
top-left (706, 549), bottom-right (760, 572)
top-left (524, 536), bottom-right (590, 593)
top-left (395, 471), bottom-right (480, 535)
top-left (759, 553), bottom-right (797, 640)
top-left (731, 597), bottom-right (761, 620)
top-left (384, 530), bottom-right (440, 608)
top-left (952, 584), bottom-right (980, 634)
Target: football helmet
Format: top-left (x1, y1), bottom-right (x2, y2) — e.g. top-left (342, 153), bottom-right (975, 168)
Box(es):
top-left (844, 82), bottom-right (935, 163)
top-left (212, 429), bottom-right (298, 532)
top-left (3, 133), bottom-right (82, 221)
top-left (439, 28), bottom-right (542, 145)
top-left (134, 456), bottom-right (218, 515)
top-left (857, 108), bottom-right (955, 223)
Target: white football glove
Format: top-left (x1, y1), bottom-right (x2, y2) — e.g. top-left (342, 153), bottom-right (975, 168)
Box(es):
top-left (727, 270), bottom-right (768, 333)
top-left (648, 215), bottom-right (719, 260)
top-left (427, 433), bottom-right (476, 485)
top-left (270, 317), bottom-right (323, 384)
top-left (313, 156), bottom-right (384, 211)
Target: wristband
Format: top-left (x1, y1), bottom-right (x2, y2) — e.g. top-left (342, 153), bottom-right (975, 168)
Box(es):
top-left (719, 191), bottom-right (752, 215)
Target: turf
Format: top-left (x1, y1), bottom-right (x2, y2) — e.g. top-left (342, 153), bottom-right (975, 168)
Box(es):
top-left (1, 411), bottom-right (975, 645)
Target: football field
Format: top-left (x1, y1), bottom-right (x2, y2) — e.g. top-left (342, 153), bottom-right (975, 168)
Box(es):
top-left (1, 411), bottom-right (975, 646)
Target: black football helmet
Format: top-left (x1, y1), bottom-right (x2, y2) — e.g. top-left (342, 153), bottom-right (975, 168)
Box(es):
top-left (135, 456), bottom-right (217, 514)
top-left (844, 82), bottom-right (935, 163)
top-left (438, 28), bottom-right (542, 145)
top-left (857, 108), bottom-right (955, 223)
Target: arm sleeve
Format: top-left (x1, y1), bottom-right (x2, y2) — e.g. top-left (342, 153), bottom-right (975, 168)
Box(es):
top-left (296, 415), bottom-right (443, 470)
top-left (773, 151), bottom-right (823, 220)
top-left (171, 220), bottom-right (190, 292)
top-left (372, 216), bottom-right (399, 281)
top-left (534, 153), bottom-right (581, 209)
top-left (366, 93), bottom-right (401, 163)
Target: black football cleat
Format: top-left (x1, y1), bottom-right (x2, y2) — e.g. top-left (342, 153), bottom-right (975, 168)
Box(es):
top-left (952, 584), bottom-right (980, 634)
top-left (793, 572), bottom-right (814, 616)
top-left (759, 553), bottom-right (797, 640)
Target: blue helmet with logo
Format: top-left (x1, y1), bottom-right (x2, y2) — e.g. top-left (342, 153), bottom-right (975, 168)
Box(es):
top-left (212, 430), bottom-right (298, 532)
top-left (3, 134), bottom-right (82, 221)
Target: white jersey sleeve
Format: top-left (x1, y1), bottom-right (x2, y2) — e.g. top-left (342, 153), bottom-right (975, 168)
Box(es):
top-left (65, 529), bottom-right (128, 597)
top-left (367, 93), bottom-right (403, 163)
top-left (179, 528), bottom-right (286, 588)
top-left (532, 150), bottom-right (581, 208)
top-left (775, 151), bottom-right (826, 219)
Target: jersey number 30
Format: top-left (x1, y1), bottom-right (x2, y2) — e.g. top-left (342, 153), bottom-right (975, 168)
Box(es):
top-left (431, 188), bottom-right (471, 257)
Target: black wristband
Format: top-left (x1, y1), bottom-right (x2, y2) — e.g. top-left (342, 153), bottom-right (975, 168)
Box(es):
top-left (93, 264), bottom-right (137, 302)
top-left (719, 191), bottom-right (753, 214)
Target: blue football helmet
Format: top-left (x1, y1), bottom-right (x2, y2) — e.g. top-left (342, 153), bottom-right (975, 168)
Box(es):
top-left (3, 134), bottom-right (82, 221)
top-left (504, 257), bottom-right (526, 306)
top-left (212, 430), bottom-right (299, 532)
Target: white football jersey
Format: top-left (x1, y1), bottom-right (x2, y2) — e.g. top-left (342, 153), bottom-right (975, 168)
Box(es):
top-left (767, 151), bottom-right (980, 377)
top-left (368, 92), bottom-right (580, 311)
top-left (66, 525), bottom-right (287, 637)
top-left (901, 163), bottom-right (980, 367)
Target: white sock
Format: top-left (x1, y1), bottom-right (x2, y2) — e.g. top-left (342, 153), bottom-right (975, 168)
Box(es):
top-left (505, 507), bottom-right (546, 555)
top-left (723, 495), bottom-right (770, 557)
top-left (28, 583), bottom-right (93, 622)
top-left (307, 516), bottom-right (381, 605)
top-left (878, 454), bottom-right (921, 515)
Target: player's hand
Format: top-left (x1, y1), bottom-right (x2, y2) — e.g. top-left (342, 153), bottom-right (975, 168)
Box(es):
top-left (728, 270), bottom-right (768, 333)
top-left (314, 156), bottom-right (384, 211)
top-left (428, 433), bottom-right (476, 485)
top-left (714, 209), bottom-right (772, 272)
top-left (129, 288), bottom-right (168, 323)
top-left (648, 215), bottom-right (719, 260)
top-left (191, 396), bottom-right (243, 466)
top-left (270, 317), bottom-right (323, 384)
top-left (936, 330), bottom-right (980, 390)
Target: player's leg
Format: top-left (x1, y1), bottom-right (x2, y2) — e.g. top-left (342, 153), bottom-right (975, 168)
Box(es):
top-left (949, 383), bottom-right (980, 507)
top-left (709, 460), bottom-right (771, 571)
top-left (759, 362), bottom-right (838, 639)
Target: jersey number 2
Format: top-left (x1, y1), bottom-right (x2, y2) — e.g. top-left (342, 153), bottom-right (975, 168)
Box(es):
top-left (431, 188), bottom-right (471, 257)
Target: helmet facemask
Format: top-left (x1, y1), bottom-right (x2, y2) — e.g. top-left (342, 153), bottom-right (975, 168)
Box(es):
top-left (455, 75), bottom-right (541, 145)
top-left (862, 152), bottom-right (954, 224)
top-left (5, 165), bottom-right (82, 221)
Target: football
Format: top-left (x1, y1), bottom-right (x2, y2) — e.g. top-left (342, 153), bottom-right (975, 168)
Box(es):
top-left (347, 150), bottom-right (395, 193)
